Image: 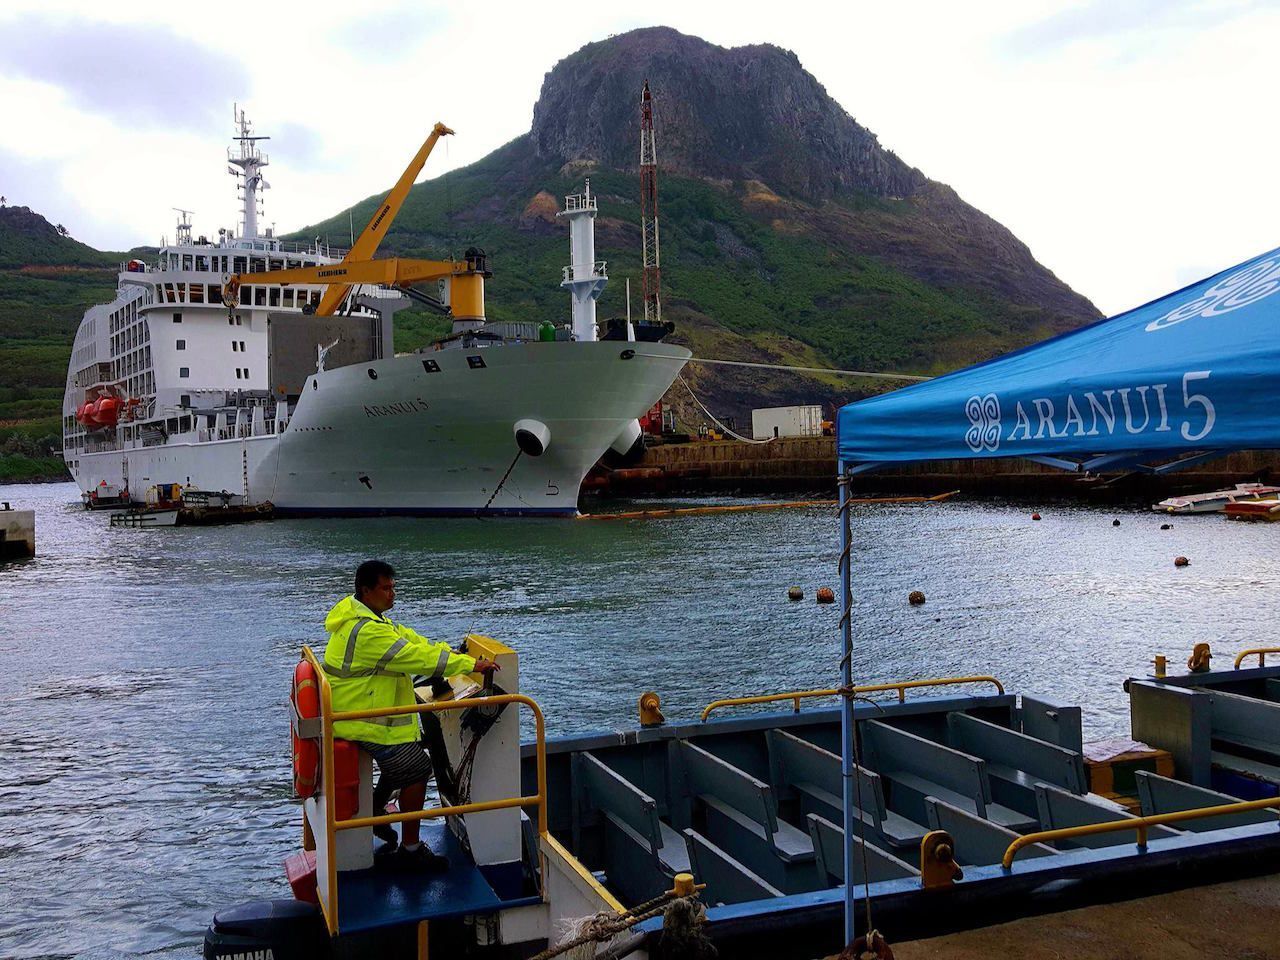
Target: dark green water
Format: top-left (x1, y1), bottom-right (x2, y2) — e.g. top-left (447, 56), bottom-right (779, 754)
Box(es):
top-left (2, 481), bottom-right (1277, 958)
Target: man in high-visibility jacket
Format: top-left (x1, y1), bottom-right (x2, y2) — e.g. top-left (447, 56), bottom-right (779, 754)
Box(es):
top-left (324, 559), bottom-right (497, 871)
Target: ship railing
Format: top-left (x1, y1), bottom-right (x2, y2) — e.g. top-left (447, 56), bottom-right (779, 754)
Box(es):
top-left (700, 676), bottom-right (1006, 722)
top-left (299, 645), bottom-right (549, 937)
top-left (1002, 797), bottom-right (1280, 869)
top-left (1234, 647), bottom-right (1280, 669)
top-left (561, 260), bottom-right (608, 283)
top-left (563, 193), bottom-right (598, 213)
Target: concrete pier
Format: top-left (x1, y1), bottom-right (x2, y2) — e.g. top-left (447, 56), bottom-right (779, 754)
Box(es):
top-left (588, 438), bottom-right (1280, 500)
top-left (1, 502), bottom-right (35, 560)
top-left (891, 872), bottom-right (1280, 960)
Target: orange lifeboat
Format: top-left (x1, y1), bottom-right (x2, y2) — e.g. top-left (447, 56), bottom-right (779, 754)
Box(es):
top-left (75, 401), bottom-right (101, 429)
top-left (92, 396), bottom-right (122, 427)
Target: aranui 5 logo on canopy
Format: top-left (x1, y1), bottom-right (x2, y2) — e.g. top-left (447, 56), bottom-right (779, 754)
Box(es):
top-left (1146, 254), bottom-right (1280, 332)
top-left (965, 371), bottom-right (1217, 453)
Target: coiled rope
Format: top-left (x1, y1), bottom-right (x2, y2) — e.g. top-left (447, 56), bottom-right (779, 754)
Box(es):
top-left (529, 887), bottom-right (712, 960)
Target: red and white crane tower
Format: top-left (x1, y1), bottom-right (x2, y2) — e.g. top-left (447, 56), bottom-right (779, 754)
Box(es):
top-left (639, 80), bottom-right (662, 325)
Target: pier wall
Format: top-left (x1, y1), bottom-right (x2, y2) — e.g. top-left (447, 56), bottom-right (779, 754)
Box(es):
top-left (588, 439), bottom-right (1280, 500)
top-left (1, 507), bottom-right (35, 560)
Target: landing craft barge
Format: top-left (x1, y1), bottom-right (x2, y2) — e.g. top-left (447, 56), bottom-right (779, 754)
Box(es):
top-left (62, 111), bottom-right (688, 517)
top-left (204, 643), bottom-right (1280, 960)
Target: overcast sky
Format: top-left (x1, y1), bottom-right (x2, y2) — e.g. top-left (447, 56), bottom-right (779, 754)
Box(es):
top-left (1, 0), bottom-right (1276, 316)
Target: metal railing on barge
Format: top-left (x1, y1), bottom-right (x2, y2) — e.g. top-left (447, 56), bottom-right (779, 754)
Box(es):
top-left (700, 675), bottom-right (1007, 722)
top-left (298, 646), bottom-right (549, 937)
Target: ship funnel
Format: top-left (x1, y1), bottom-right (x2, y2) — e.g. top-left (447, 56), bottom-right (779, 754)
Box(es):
top-left (513, 418), bottom-right (551, 457)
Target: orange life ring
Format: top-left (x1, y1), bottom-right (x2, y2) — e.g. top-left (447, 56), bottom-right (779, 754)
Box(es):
top-left (292, 660), bottom-right (320, 798)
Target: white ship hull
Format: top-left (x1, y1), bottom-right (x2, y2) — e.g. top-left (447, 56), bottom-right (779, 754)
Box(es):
top-left (70, 341), bottom-right (688, 516)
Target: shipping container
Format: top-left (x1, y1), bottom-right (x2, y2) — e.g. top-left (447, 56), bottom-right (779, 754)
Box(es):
top-left (751, 404), bottom-right (823, 439)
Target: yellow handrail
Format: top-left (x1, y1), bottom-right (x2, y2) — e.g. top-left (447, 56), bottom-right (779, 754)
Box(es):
top-left (301, 646), bottom-right (549, 936)
top-left (1002, 797), bottom-right (1280, 869)
top-left (1233, 647), bottom-right (1280, 669)
top-left (700, 675), bottom-right (1006, 722)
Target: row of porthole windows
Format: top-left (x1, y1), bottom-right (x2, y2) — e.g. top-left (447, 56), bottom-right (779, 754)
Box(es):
top-left (178, 365), bottom-right (249, 378)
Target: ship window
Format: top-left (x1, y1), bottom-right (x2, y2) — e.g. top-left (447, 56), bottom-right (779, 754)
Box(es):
top-left (235, 368), bottom-right (241, 380)
top-left (173, 312), bottom-right (182, 323)
top-left (176, 339), bottom-right (186, 351)
top-left (176, 283), bottom-right (187, 302)
top-left (196, 256), bottom-right (208, 272)
top-left (182, 255), bottom-right (193, 271)
top-left (269, 259), bottom-right (283, 271)
top-left (234, 256), bottom-right (247, 274)
top-left (180, 394), bottom-right (191, 407)
top-left (190, 284), bottom-right (204, 304)
top-left (239, 340), bottom-right (245, 351)
top-left (283, 289), bottom-right (294, 307)
top-left (254, 287), bottom-right (266, 306)
top-left (208, 285), bottom-right (222, 304)
top-left (245, 367), bottom-right (250, 378)
top-left (179, 367), bottom-right (190, 378)
top-left (269, 287), bottom-right (280, 307)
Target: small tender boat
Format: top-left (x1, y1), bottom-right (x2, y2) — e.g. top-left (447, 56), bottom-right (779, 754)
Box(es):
top-left (1224, 499), bottom-right (1280, 522)
top-left (81, 480), bottom-right (130, 510)
top-left (1152, 482), bottom-right (1280, 514)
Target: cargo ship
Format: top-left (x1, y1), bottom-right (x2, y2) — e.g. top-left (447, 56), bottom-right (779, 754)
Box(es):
top-left (61, 111), bottom-right (689, 516)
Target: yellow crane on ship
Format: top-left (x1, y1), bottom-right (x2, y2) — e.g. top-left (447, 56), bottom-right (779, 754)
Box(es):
top-left (221, 121), bottom-right (490, 323)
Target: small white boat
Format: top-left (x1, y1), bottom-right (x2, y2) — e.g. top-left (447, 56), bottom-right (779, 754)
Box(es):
top-left (1152, 482), bottom-right (1280, 514)
top-left (109, 508), bottom-right (179, 528)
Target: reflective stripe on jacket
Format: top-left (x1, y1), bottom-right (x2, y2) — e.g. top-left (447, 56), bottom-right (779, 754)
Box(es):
top-left (322, 595), bottom-right (476, 744)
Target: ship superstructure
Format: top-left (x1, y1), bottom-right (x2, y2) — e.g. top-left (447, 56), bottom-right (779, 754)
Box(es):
top-left (62, 111), bottom-right (688, 515)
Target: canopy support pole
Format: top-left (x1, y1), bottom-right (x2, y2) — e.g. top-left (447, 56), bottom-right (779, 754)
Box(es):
top-left (837, 461), bottom-right (857, 943)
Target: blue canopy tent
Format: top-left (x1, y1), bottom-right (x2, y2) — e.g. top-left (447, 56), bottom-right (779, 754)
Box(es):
top-left (832, 246), bottom-right (1280, 941)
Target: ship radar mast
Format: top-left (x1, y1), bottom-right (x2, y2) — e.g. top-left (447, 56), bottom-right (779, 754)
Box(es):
top-left (227, 104), bottom-right (270, 239)
top-left (557, 178), bottom-right (607, 342)
top-left (172, 208), bottom-right (194, 246)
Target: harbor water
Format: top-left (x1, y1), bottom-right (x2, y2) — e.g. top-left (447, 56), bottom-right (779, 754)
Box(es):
top-left (2, 481), bottom-right (1278, 959)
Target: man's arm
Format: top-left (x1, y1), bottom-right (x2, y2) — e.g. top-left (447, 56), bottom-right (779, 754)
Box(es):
top-left (351, 620), bottom-right (476, 680)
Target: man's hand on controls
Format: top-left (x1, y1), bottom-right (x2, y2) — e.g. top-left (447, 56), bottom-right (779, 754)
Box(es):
top-left (473, 658), bottom-right (500, 675)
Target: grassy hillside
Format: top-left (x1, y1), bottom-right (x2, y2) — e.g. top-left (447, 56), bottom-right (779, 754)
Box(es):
top-left (295, 135), bottom-right (1087, 418)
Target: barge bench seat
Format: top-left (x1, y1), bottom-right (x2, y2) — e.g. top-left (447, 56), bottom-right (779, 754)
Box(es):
top-left (1034, 783), bottom-right (1182, 849)
top-left (945, 712), bottom-right (1088, 818)
top-left (684, 827), bottom-right (783, 906)
top-left (675, 740), bottom-right (819, 894)
top-left (574, 752), bottom-right (689, 902)
top-left (924, 798), bottom-right (1055, 866)
top-left (765, 729), bottom-right (928, 849)
top-left (1135, 771), bottom-right (1275, 832)
top-left (862, 721), bottom-right (1037, 833)
top-left (806, 813), bottom-right (919, 885)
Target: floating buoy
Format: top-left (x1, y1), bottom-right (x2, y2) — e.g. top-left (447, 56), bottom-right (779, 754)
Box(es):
top-left (1160, 523), bottom-right (1172, 530)
top-left (908, 590), bottom-right (926, 606)
top-left (787, 586), bottom-right (804, 601)
top-left (1112, 519), bottom-right (1121, 527)
top-left (1031, 513), bottom-right (1041, 521)
top-left (1174, 556), bottom-right (1190, 567)
top-left (816, 587), bottom-right (835, 604)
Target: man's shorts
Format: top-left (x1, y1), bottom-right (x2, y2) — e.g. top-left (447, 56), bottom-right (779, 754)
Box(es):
top-left (358, 740), bottom-right (433, 790)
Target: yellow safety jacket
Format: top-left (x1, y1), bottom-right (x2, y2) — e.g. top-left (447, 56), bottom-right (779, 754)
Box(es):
top-left (322, 595), bottom-right (476, 745)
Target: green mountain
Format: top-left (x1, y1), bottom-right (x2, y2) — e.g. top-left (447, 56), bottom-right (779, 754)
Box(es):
top-left (0, 26), bottom-right (1099, 479)
top-left (291, 27), bottom-right (1098, 422)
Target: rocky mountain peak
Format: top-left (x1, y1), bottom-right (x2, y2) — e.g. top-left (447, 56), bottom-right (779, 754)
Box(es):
top-left (530, 27), bottom-right (924, 201)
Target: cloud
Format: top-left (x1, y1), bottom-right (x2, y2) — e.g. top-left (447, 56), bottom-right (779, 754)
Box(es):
top-left (0, 16), bottom-right (244, 132)
top-left (998, 0), bottom-right (1269, 59)
top-left (329, 5), bottom-right (451, 59)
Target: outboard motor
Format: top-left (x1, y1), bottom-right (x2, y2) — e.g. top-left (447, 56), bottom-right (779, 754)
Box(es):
top-left (203, 899), bottom-right (328, 960)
